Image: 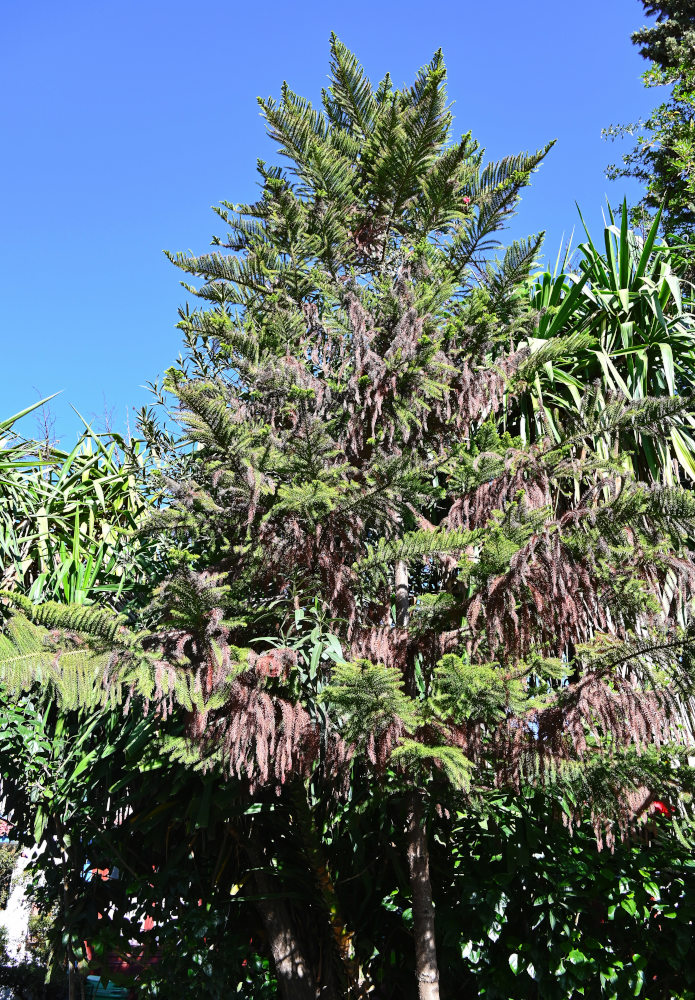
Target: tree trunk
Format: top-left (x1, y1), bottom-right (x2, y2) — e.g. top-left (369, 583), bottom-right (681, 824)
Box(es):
top-left (254, 892), bottom-right (317, 1000)
top-left (287, 782), bottom-right (351, 1000)
top-left (396, 559), bottom-right (441, 1000)
top-left (247, 843), bottom-right (317, 1000)
top-left (61, 834), bottom-right (77, 1000)
top-left (395, 559), bottom-right (410, 629)
top-left (406, 788), bottom-right (440, 1000)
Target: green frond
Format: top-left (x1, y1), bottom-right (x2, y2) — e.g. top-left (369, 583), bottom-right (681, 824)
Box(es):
top-left (174, 380), bottom-right (240, 451)
top-left (543, 744), bottom-right (695, 832)
top-left (151, 569), bottom-right (233, 633)
top-left (432, 653), bottom-right (527, 726)
top-left (408, 593), bottom-right (456, 635)
top-left (164, 249), bottom-right (278, 305)
top-left (580, 391), bottom-right (693, 441)
top-left (382, 59), bottom-right (451, 224)
top-left (646, 485), bottom-right (695, 526)
top-left (0, 614), bottom-right (115, 709)
top-left (176, 308), bottom-right (263, 368)
top-left (323, 35), bottom-right (377, 137)
top-left (391, 738), bottom-right (472, 790)
top-left (484, 233), bottom-right (545, 304)
top-left (450, 142), bottom-right (554, 272)
top-left (0, 591), bottom-right (125, 643)
top-left (357, 527), bottom-right (479, 570)
top-left (305, 140), bottom-right (355, 206)
top-left (509, 331), bottom-right (596, 389)
top-left (475, 500), bottom-right (549, 578)
top-left (270, 480), bottom-right (342, 524)
top-left (573, 629), bottom-right (694, 694)
top-left (319, 659), bottom-right (420, 745)
top-left (259, 89), bottom-right (330, 177)
top-left (477, 145), bottom-right (553, 196)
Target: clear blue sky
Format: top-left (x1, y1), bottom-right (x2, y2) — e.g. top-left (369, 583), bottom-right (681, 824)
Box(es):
top-left (1, 0), bottom-right (658, 442)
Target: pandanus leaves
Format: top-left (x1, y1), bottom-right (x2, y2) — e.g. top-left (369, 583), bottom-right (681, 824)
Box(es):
top-left (519, 202), bottom-right (695, 483)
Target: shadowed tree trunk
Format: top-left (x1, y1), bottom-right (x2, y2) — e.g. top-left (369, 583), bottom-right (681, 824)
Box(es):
top-left (247, 842), bottom-right (317, 1000)
top-left (247, 815), bottom-right (348, 1000)
top-left (286, 783), bottom-right (351, 1000)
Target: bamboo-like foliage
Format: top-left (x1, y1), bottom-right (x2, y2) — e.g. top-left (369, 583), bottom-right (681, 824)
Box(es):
top-left (0, 406), bottom-right (171, 992)
top-left (0, 403), bottom-right (159, 605)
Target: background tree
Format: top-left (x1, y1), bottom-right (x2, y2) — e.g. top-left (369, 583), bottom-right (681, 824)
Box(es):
top-left (632, 1), bottom-right (695, 73)
top-left (142, 37), bottom-right (695, 998)
top-left (2, 37), bottom-right (560, 999)
top-left (604, 0), bottom-right (695, 275)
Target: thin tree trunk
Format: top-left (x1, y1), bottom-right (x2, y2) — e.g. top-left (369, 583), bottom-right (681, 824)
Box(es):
top-left (287, 782), bottom-right (351, 1000)
top-left (396, 559), bottom-right (441, 1000)
top-left (395, 559), bottom-right (410, 629)
top-left (406, 789), bottom-right (440, 1000)
top-left (60, 830), bottom-right (77, 1000)
top-left (247, 843), bottom-right (317, 1000)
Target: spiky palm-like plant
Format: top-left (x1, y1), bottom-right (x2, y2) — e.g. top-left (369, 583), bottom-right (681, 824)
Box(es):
top-left (516, 203), bottom-right (695, 483)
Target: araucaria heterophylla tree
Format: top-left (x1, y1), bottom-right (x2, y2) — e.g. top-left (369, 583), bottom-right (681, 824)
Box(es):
top-left (2, 37), bottom-right (695, 1000)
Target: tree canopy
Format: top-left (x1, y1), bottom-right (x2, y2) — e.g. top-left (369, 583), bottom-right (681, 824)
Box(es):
top-left (1, 28), bottom-right (695, 1000)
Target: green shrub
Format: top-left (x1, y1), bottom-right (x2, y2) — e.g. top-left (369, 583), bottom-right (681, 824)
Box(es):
top-left (0, 844), bottom-right (19, 909)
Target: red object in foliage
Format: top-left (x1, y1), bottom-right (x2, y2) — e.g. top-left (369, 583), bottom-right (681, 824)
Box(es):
top-left (651, 800), bottom-right (671, 816)
top-left (90, 868), bottom-right (111, 882)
